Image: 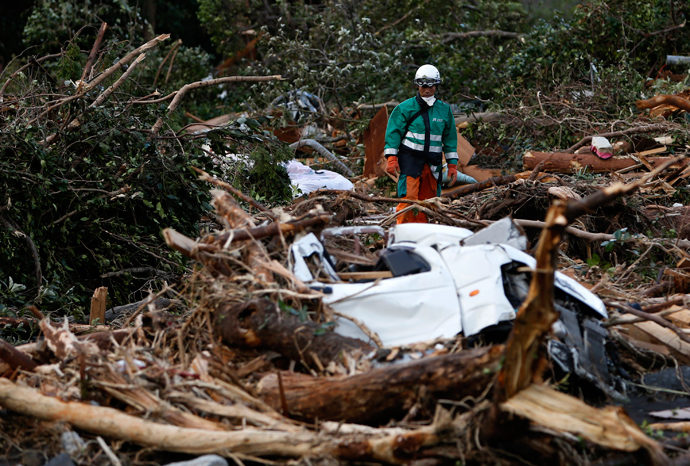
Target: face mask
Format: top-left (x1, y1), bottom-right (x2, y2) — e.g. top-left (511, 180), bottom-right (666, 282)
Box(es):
top-left (421, 95), bottom-right (436, 106)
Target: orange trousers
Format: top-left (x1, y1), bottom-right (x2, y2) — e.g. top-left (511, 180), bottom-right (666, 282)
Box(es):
top-left (396, 164), bottom-right (439, 224)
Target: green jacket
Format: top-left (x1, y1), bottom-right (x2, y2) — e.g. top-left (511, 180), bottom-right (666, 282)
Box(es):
top-left (384, 94), bottom-right (458, 178)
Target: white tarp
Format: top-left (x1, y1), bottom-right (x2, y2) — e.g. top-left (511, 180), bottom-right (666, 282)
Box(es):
top-left (286, 160), bottom-right (353, 196)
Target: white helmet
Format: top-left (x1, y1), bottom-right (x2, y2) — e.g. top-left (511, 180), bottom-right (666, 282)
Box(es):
top-left (414, 64), bottom-right (441, 86)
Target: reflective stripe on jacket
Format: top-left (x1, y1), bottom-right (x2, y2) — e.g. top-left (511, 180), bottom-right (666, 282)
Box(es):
top-left (384, 94), bottom-right (458, 178)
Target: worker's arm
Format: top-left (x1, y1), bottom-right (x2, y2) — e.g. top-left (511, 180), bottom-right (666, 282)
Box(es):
top-left (383, 104), bottom-right (408, 158)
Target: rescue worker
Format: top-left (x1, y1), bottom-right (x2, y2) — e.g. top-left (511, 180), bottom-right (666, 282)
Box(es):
top-left (384, 64), bottom-right (475, 224)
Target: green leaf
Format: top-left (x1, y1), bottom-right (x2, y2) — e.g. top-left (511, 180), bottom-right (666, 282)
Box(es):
top-left (586, 254), bottom-right (600, 267)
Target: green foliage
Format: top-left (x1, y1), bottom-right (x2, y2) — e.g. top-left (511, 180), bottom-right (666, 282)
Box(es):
top-left (23, 0), bottom-right (150, 54)
top-left (601, 228), bottom-right (632, 252)
top-left (505, 0), bottom-right (689, 92)
top-left (586, 253), bottom-right (611, 270)
top-left (0, 29), bottom-right (293, 318)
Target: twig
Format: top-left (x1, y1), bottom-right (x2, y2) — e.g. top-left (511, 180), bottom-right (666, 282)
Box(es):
top-left (356, 100), bottom-right (399, 110)
top-left (100, 267), bottom-right (169, 278)
top-left (332, 311), bottom-right (383, 348)
top-left (165, 43), bottom-right (182, 84)
top-left (29, 34), bottom-right (170, 127)
top-left (43, 53), bottom-right (147, 144)
top-left (442, 175), bottom-right (517, 198)
top-left (86, 34), bottom-right (170, 92)
top-left (154, 39), bottom-right (182, 86)
top-left (606, 301), bottom-right (690, 346)
top-left (0, 52), bottom-right (63, 98)
top-left (527, 160), bottom-right (545, 182)
top-left (151, 75), bottom-right (284, 134)
top-left (78, 22), bottom-right (108, 89)
top-left (289, 139), bottom-right (355, 177)
top-left (613, 242), bottom-right (656, 284)
top-left (122, 287), bottom-right (174, 328)
top-left (96, 437), bottom-right (123, 466)
top-left (88, 53), bottom-right (147, 109)
top-left (376, 0), bottom-right (433, 35)
top-left (512, 219), bottom-right (613, 242)
top-left (192, 167), bottom-right (274, 217)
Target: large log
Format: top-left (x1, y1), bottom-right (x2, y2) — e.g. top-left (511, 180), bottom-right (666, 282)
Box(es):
top-left (523, 151), bottom-right (687, 173)
top-left (216, 299), bottom-right (374, 368)
top-left (636, 94), bottom-right (690, 112)
top-left (257, 345), bottom-right (504, 423)
top-left (0, 377), bottom-right (449, 463)
top-left (0, 378), bottom-right (318, 457)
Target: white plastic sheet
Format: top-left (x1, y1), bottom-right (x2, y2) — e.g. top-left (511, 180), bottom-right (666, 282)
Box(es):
top-left (285, 160), bottom-right (354, 196)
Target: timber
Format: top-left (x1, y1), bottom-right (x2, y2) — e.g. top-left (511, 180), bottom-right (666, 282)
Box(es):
top-left (0, 339), bottom-right (38, 372)
top-left (216, 298), bottom-right (375, 368)
top-left (257, 345), bottom-right (503, 423)
top-left (523, 151), bottom-right (687, 173)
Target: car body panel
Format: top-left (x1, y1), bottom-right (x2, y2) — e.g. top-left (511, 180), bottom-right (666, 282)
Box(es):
top-left (291, 222), bottom-right (607, 347)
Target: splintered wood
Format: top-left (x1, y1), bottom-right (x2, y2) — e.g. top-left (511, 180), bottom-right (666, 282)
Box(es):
top-left (4, 157), bottom-right (690, 465)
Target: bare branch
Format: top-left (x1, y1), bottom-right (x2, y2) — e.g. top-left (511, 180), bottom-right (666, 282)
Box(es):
top-left (151, 75), bottom-right (284, 134)
top-left (78, 22), bottom-right (109, 89)
top-left (154, 39), bottom-right (182, 86)
top-left (85, 34), bottom-right (170, 91)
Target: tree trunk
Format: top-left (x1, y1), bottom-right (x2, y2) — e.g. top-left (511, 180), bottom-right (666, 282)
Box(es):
top-left (523, 151), bottom-right (687, 173)
top-left (216, 298), bottom-right (374, 369)
top-left (257, 345), bottom-right (503, 423)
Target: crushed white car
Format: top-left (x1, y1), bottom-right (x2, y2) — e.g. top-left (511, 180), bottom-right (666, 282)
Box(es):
top-left (291, 218), bottom-right (620, 395)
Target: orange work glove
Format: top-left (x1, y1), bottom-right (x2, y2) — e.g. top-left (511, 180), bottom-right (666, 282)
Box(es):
top-left (447, 163), bottom-right (458, 185)
top-left (386, 156), bottom-right (400, 175)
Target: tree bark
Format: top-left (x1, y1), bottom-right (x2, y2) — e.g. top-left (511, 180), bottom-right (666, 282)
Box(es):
top-left (211, 190), bottom-right (274, 283)
top-left (0, 378), bottom-right (318, 457)
top-left (216, 298), bottom-right (374, 370)
top-left (636, 94), bottom-right (690, 112)
top-left (523, 151), bottom-right (686, 173)
top-left (257, 345), bottom-right (503, 423)
top-left (0, 339), bottom-right (38, 372)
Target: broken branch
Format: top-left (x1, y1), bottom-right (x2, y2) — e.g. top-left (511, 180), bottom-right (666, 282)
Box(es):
top-left (78, 22), bottom-right (108, 88)
top-left (151, 75), bottom-right (284, 134)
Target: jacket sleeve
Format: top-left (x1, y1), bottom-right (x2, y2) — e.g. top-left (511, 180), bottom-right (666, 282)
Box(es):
top-left (442, 105), bottom-right (458, 165)
top-left (384, 104), bottom-right (407, 158)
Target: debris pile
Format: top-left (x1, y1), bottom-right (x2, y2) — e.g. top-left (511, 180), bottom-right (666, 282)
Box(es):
top-left (3, 146), bottom-right (690, 465)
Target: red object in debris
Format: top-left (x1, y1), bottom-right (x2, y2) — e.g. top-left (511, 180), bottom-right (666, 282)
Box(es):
top-left (591, 136), bottom-right (613, 160)
top-left (591, 145), bottom-right (613, 159)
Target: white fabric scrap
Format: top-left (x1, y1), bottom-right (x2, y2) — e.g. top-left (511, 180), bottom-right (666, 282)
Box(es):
top-left (285, 159), bottom-right (353, 196)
